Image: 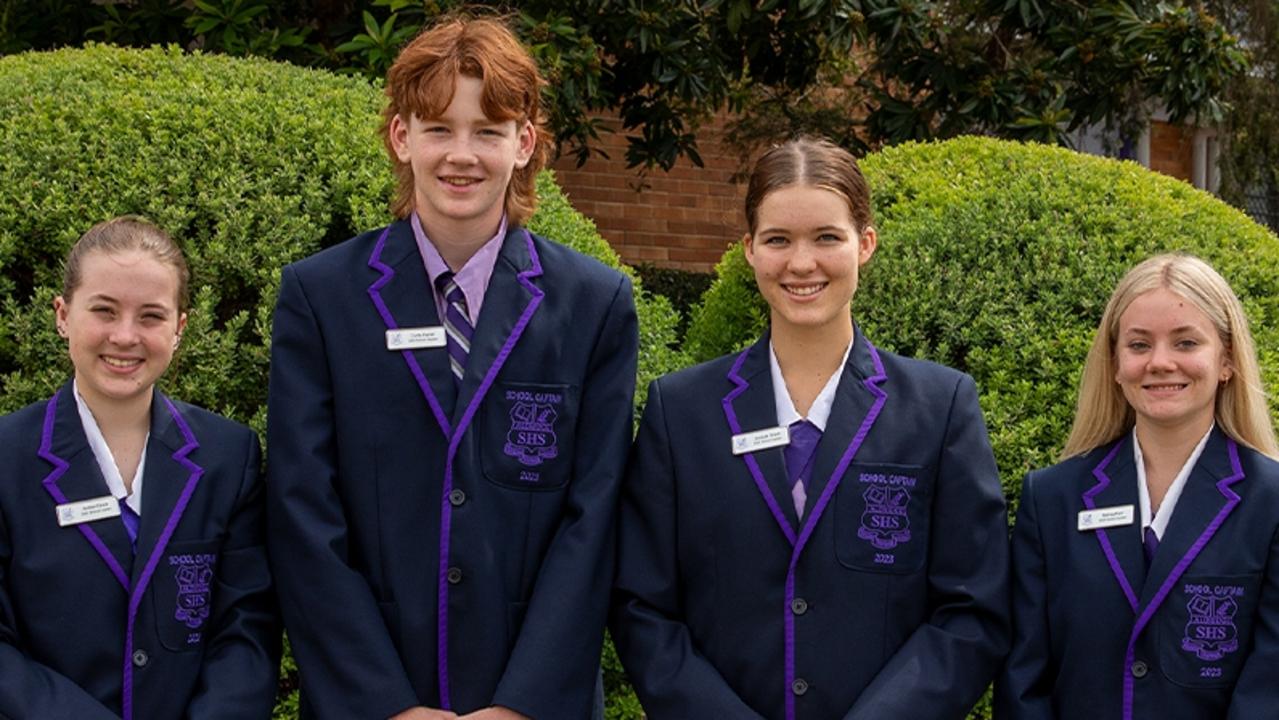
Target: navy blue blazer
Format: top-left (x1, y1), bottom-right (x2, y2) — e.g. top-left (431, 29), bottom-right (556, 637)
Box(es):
top-left (0, 383), bottom-right (279, 720)
top-left (996, 428), bottom-right (1279, 720)
top-left (610, 329), bottom-right (1010, 720)
top-left (267, 220), bottom-right (638, 719)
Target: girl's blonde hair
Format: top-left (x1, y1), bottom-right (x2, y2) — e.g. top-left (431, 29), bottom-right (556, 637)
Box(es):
top-left (1062, 253), bottom-right (1278, 459)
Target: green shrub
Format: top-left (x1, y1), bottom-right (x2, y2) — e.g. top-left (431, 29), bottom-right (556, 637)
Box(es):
top-left (688, 136), bottom-right (1279, 499)
top-left (0, 43), bottom-right (675, 718)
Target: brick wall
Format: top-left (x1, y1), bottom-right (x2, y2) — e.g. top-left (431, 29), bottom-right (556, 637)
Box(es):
top-left (1148, 120), bottom-right (1193, 182)
top-left (550, 115), bottom-right (746, 273)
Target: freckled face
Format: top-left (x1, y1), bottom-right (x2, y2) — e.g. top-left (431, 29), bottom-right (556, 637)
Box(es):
top-left (53, 250), bottom-right (186, 410)
top-left (744, 184), bottom-right (876, 336)
top-left (1114, 287), bottom-right (1232, 434)
top-left (388, 75), bottom-right (536, 243)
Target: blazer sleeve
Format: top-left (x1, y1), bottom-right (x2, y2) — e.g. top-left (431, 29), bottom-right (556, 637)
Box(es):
top-left (843, 374), bottom-right (1011, 720)
top-left (0, 495), bottom-right (118, 718)
top-left (490, 275), bottom-right (639, 720)
top-left (1227, 522), bottom-right (1279, 718)
top-left (266, 264), bottom-right (422, 718)
top-left (993, 471), bottom-right (1057, 720)
top-left (186, 430), bottom-right (281, 720)
top-left (608, 379), bottom-right (768, 719)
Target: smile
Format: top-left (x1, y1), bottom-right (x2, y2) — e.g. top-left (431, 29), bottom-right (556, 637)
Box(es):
top-left (783, 283), bottom-right (827, 297)
top-left (441, 176), bottom-right (481, 187)
top-left (102, 356), bottom-right (142, 369)
top-left (1143, 383), bottom-right (1188, 391)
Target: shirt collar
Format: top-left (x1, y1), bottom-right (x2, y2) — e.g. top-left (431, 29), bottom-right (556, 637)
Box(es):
top-left (1134, 424), bottom-right (1213, 539)
top-left (411, 212), bottom-right (506, 326)
top-left (72, 379), bottom-right (147, 513)
top-left (768, 337), bottom-right (854, 432)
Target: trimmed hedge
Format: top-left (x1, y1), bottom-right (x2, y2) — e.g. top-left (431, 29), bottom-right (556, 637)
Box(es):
top-left (687, 136), bottom-right (1279, 506)
top-left (0, 43), bottom-right (672, 718)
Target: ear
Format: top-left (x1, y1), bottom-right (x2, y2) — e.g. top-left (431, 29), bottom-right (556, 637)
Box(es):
top-left (1221, 352), bottom-right (1234, 383)
top-left (741, 232), bottom-right (756, 267)
top-left (53, 296), bottom-right (69, 336)
top-left (513, 119), bottom-right (536, 169)
top-left (858, 226), bottom-right (878, 266)
top-left (388, 113), bottom-right (413, 163)
top-left (175, 312), bottom-right (188, 348)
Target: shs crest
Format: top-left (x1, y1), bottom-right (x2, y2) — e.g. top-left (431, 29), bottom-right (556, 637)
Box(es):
top-left (857, 484), bottom-right (912, 550)
top-left (171, 553), bottom-right (215, 630)
top-left (1182, 591), bottom-right (1240, 662)
top-left (502, 389), bottom-right (562, 467)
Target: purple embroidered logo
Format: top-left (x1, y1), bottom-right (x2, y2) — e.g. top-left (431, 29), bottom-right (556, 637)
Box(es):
top-left (502, 390), bottom-right (562, 468)
top-left (856, 471), bottom-right (914, 550)
top-left (1182, 583), bottom-right (1242, 661)
top-left (170, 553), bottom-right (215, 630)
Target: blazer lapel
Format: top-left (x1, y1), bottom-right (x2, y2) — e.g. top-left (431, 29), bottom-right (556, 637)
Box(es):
top-left (723, 333), bottom-right (801, 540)
top-left (804, 327), bottom-right (888, 533)
top-left (1083, 435), bottom-right (1147, 612)
top-left (1137, 429), bottom-right (1245, 612)
top-left (452, 228), bottom-right (543, 427)
top-left (38, 385), bottom-right (134, 590)
top-left (366, 221), bottom-right (456, 435)
top-left (129, 392), bottom-right (203, 590)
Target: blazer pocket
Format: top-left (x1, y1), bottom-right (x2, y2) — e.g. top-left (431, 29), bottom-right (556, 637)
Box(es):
top-left (835, 462), bottom-right (934, 574)
top-left (152, 538), bottom-right (220, 652)
top-left (481, 382), bottom-right (579, 490)
top-left (1159, 573), bottom-right (1261, 688)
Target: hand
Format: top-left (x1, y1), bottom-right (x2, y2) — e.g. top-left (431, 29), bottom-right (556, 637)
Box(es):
top-left (458, 707), bottom-right (531, 720)
top-left (389, 707), bottom-right (458, 720)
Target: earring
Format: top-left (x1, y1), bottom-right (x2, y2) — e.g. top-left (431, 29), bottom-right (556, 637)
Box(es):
top-left (56, 325), bottom-right (67, 338)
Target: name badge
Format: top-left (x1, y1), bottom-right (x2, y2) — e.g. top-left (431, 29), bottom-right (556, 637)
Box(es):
top-left (386, 327), bottom-right (446, 351)
top-left (56, 495), bottom-right (122, 527)
top-left (1078, 504), bottom-right (1135, 531)
top-left (731, 426), bottom-right (790, 455)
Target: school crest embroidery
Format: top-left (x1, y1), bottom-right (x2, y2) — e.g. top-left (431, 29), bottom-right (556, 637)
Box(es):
top-left (502, 389), bottom-right (561, 467)
top-left (1182, 589), bottom-right (1241, 662)
top-left (857, 483), bottom-right (912, 550)
top-left (171, 554), bottom-right (215, 630)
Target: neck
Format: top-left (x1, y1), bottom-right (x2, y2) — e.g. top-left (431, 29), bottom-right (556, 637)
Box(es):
top-left (416, 208), bottom-right (502, 271)
top-left (771, 316), bottom-right (853, 417)
top-left (79, 384), bottom-right (153, 437)
top-left (1134, 415), bottom-right (1212, 477)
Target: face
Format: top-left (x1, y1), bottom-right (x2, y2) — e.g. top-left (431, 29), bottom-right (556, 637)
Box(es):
top-left (743, 184), bottom-right (877, 336)
top-left (389, 75), bottom-right (536, 244)
top-left (53, 249), bottom-right (187, 411)
top-left (1114, 287), bottom-right (1232, 435)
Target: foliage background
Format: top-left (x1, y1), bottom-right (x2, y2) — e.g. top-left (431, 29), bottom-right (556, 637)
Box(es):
top-left (0, 44), bottom-right (680, 716)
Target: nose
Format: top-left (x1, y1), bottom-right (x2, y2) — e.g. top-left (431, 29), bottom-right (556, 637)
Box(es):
top-left (787, 241), bottom-right (818, 273)
top-left (1147, 342), bottom-right (1176, 371)
top-left (107, 319), bottom-right (141, 347)
top-left (444, 132), bottom-right (479, 165)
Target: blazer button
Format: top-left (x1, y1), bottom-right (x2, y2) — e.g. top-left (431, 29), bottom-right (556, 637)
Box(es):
top-left (791, 598), bottom-right (808, 615)
top-left (1130, 660), bottom-right (1149, 678)
top-left (449, 489), bottom-right (466, 506)
top-left (447, 567), bottom-right (463, 584)
top-left (791, 678), bottom-right (809, 696)
top-left (132, 649), bottom-right (149, 668)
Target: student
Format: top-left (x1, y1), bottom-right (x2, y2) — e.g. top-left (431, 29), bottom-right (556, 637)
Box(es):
top-left (996, 254), bottom-right (1279, 719)
top-left (0, 216), bottom-right (279, 719)
top-left (610, 137), bottom-right (1009, 719)
top-left (266, 15), bottom-right (638, 720)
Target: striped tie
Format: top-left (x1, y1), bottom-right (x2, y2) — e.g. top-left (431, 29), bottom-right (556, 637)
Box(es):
top-left (119, 498), bottom-right (140, 554)
top-left (435, 272), bottom-right (474, 383)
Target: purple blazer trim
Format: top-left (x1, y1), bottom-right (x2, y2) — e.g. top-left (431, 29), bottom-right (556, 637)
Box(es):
top-left (723, 340), bottom-right (888, 720)
top-left (366, 226), bottom-right (454, 437)
top-left (1116, 438), bottom-right (1244, 720)
top-left (38, 391), bottom-right (132, 591)
top-left (121, 397), bottom-right (205, 720)
top-left (367, 226), bottom-right (544, 710)
top-left (1083, 441), bottom-right (1139, 611)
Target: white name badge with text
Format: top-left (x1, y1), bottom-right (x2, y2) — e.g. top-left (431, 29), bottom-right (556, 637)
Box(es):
top-left (386, 327), bottom-right (447, 351)
top-left (731, 426), bottom-right (791, 455)
top-left (56, 495), bottom-right (122, 527)
top-left (1078, 504), bottom-right (1135, 532)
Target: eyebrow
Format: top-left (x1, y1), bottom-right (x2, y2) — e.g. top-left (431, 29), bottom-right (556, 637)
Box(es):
top-left (1121, 325), bottom-right (1208, 335)
top-left (85, 293), bottom-right (173, 311)
top-left (756, 225), bottom-right (849, 236)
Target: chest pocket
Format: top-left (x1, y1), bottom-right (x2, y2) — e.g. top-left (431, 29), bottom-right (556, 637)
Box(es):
top-left (834, 462), bottom-right (934, 574)
top-left (481, 382), bottom-right (579, 490)
top-left (152, 538), bottom-right (220, 652)
top-left (1159, 573), bottom-right (1261, 687)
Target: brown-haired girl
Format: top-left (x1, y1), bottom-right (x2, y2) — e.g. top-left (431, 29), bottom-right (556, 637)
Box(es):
top-left (268, 14), bottom-right (637, 720)
top-left (0, 216), bottom-right (279, 719)
top-left (997, 254), bottom-right (1279, 719)
top-left (611, 137), bottom-right (1010, 719)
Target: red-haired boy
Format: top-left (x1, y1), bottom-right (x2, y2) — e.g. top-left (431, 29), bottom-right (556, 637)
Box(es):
top-left (267, 16), bottom-right (637, 720)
